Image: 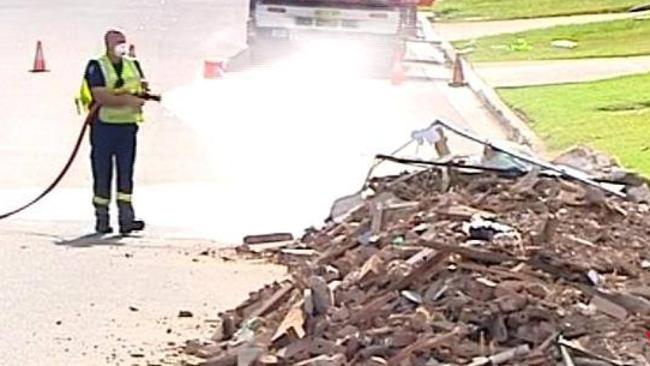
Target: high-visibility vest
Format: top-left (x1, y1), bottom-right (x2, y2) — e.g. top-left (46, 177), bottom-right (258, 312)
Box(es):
top-left (77, 54), bottom-right (144, 124)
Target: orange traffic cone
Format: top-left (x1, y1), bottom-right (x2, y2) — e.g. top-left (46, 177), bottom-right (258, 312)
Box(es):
top-left (390, 48), bottom-right (406, 86)
top-left (30, 40), bottom-right (48, 73)
top-left (128, 44), bottom-right (136, 58)
top-left (449, 54), bottom-right (467, 87)
top-left (203, 60), bottom-right (225, 79)
top-left (391, 60), bottom-right (406, 86)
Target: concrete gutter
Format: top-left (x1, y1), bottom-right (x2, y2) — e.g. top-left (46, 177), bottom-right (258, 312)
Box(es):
top-left (417, 13), bottom-right (544, 152)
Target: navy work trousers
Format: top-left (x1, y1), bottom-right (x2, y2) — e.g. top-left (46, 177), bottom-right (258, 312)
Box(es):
top-left (90, 121), bottom-right (138, 206)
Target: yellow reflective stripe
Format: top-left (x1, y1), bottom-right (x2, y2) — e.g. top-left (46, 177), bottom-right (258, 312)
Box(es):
top-left (117, 192), bottom-right (132, 202)
top-left (93, 196), bottom-right (110, 206)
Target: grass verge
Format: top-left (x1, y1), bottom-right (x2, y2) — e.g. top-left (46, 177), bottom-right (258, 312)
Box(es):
top-left (432, 0), bottom-right (647, 21)
top-left (497, 73), bottom-right (650, 175)
top-left (455, 18), bottom-right (650, 62)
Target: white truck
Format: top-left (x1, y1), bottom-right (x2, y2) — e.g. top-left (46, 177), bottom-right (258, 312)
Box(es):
top-left (248, 0), bottom-right (427, 42)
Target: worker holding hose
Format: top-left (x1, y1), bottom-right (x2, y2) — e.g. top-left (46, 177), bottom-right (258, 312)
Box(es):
top-left (78, 29), bottom-right (149, 235)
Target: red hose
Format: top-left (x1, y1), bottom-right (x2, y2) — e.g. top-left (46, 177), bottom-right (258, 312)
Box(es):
top-left (0, 105), bottom-right (100, 220)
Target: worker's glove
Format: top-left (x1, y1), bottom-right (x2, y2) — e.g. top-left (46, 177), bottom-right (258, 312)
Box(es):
top-left (411, 125), bottom-right (442, 146)
top-left (124, 95), bottom-right (146, 108)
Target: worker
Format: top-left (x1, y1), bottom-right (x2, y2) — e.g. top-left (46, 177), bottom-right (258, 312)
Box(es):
top-left (79, 29), bottom-right (149, 235)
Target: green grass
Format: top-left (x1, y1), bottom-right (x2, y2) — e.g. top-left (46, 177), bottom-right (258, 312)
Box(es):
top-left (433, 0), bottom-right (647, 21)
top-left (455, 18), bottom-right (650, 62)
top-left (498, 73), bottom-right (650, 175)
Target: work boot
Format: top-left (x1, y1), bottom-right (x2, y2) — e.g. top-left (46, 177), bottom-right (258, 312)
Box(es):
top-left (119, 219), bottom-right (145, 235)
top-left (94, 206), bottom-right (113, 234)
top-left (118, 202), bottom-right (145, 235)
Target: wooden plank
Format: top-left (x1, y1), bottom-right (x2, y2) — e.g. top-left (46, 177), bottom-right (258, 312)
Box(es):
top-left (389, 249), bottom-right (449, 292)
top-left (385, 202), bottom-right (420, 211)
top-left (348, 292), bottom-right (396, 325)
top-left (370, 201), bottom-right (384, 235)
top-left (359, 345), bottom-right (392, 359)
top-left (280, 248), bottom-right (318, 256)
top-left (628, 286), bottom-right (650, 301)
top-left (259, 354), bottom-right (279, 365)
top-left (293, 354), bottom-right (345, 366)
top-left (610, 291), bottom-right (650, 315)
top-left (357, 254), bottom-right (384, 282)
top-left (276, 338), bottom-right (310, 360)
top-left (467, 344), bottom-right (530, 366)
top-left (457, 262), bottom-right (542, 283)
top-left (405, 248), bottom-right (436, 267)
top-left (565, 235), bottom-right (596, 248)
top-left (249, 282), bottom-right (294, 319)
top-left (387, 328), bottom-right (462, 365)
top-left (435, 204), bottom-right (496, 220)
top-left (243, 233), bottom-right (294, 245)
top-left (534, 215), bottom-right (558, 244)
top-left (528, 253), bottom-right (591, 285)
top-left (245, 240), bottom-right (294, 253)
top-left (434, 127), bottom-right (451, 158)
top-left (272, 300), bottom-right (306, 343)
top-left (316, 229), bottom-right (364, 265)
top-left (590, 295), bottom-right (628, 320)
top-left (421, 241), bottom-right (518, 265)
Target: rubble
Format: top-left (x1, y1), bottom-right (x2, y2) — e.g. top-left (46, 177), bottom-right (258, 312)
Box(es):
top-left (179, 311), bottom-right (194, 318)
top-left (185, 168), bottom-right (650, 366)
top-left (553, 146), bottom-right (620, 176)
top-left (553, 146), bottom-right (650, 199)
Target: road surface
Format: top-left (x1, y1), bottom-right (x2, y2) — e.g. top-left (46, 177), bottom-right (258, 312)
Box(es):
top-left (474, 56), bottom-right (650, 87)
top-left (0, 1), bottom-right (510, 364)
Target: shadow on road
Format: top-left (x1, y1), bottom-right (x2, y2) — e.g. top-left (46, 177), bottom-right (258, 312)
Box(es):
top-left (54, 233), bottom-right (127, 248)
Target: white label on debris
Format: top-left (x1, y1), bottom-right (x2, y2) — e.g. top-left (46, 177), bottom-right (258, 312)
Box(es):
top-left (551, 40), bottom-right (578, 49)
top-left (587, 269), bottom-right (600, 286)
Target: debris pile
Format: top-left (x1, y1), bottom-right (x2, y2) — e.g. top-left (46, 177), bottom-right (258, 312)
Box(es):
top-left (185, 168), bottom-right (650, 366)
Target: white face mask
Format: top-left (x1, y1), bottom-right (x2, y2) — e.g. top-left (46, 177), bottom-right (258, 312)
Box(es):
top-left (114, 43), bottom-right (129, 58)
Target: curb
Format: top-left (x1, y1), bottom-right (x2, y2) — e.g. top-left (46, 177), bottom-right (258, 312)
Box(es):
top-left (417, 14), bottom-right (544, 152)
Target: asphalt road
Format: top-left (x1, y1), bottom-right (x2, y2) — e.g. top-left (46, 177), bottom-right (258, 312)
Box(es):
top-left (0, 1), bottom-right (281, 365)
top-left (0, 1), bottom-right (509, 364)
top-left (475, 56), bottom-right (650, 87)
